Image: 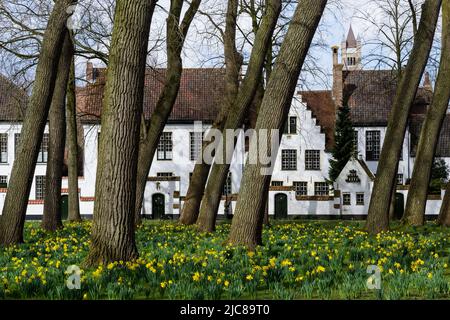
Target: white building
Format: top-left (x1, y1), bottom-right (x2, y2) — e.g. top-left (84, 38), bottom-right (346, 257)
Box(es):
top-left (0, 27), bottom-right (448, 219)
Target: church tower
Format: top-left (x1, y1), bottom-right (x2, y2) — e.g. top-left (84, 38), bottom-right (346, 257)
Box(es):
top-left (341, 25), bottom-right (362, 71)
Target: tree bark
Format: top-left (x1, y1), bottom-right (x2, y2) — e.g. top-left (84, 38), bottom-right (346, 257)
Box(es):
top-left (85, 0), bottom-right (156, 265)
top-left (179, 0), bottom-right (241, 225)
top-left (196, 0), bottom-right (282, 232)
top-left (365, 0), bottom-right (441, 235)
top-left (67, 49), bottom-right (82, 222)
top-left (228, 0), bottom-right (327, 249)
top-left (133, 0), bottom-right (201, 226)
top-left (42, 32), bottom-right (73, 232)
top-left (403, 3), bottom-right (450, 226)
top-left (436, 1), bottom-right (450, 226)
top-left (0, 0), bottom-right (77, 246)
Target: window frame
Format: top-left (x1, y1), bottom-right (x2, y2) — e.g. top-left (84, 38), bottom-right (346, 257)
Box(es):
top-left (343, 193), bottom-right (351, 205)
top-left (157, 132), bottom-right (173, 160)
top-left (366, 130), bottom-right (380, 161)
top-left (281, 149), bottom-right (297, 171)
top-left (356, 193), bottom-right (365, 206)
top-left (35, 175), bottom-right (46, 200)
top-left (293, 181), bottom-right (308, 196)
top-left (314, 182), bottom-right (329, 196)
top-left (0, 133), bottom-right (7, 163)
top-left (305, 150), bottom-right (321, 171)
top-left (37, 133), bottom-right (49, 163)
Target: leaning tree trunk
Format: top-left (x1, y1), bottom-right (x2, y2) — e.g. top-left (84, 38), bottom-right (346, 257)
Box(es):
top-left (228, 0), bottom-right (327, 249)
top-left (179, 0), bottom-right (241, 225)
top-left (0, 0), bottom-right (77, 246)
top-left (67, 52), bottom-right (82, 222)
top-left (438, 184), bottom-right (450, 226)
top-left (365, 0), bottom-right (441, 235)
top-left (196, 0), bottom-right (282, 232)
top-left (85, 0), bottom-right (156, 265)
top-left (133, 0), bottom-right (201, 226)
top-left (404, 0), bottom-right (450, 226)
top-left (42, 33), bottom-right (73, 232)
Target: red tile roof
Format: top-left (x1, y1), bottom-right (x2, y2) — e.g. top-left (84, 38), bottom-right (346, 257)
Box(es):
top-left (76, 68), bottom-right (226, 123)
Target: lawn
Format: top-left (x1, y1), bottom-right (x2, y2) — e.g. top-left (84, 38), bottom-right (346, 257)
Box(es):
top-left (0, 220), bottom-right (450, 299)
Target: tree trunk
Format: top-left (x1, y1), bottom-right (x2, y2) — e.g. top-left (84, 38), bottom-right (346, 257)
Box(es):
top-left (404, 0), bottom-right (450, 226)
top-left (85, 0), bottom-right (156, 265)
top-left (133, 0), bottom-right (201, 226)
top-left (67, 50), bottom-right (82, 222)
top-left (196, 0), bottom-right (282, 232)
top-left (438, 184), bottom-right (450, 226)
top-left (179, 0), bottom-right (241, 225)
top-left (42, 32), bottom-right (73, 232)
top-left (0, 0), bottom-right (77, 246)
top-left (365, 0), bottom-right (441, 235)
top-left (228, 0), bottom-right (327, 249)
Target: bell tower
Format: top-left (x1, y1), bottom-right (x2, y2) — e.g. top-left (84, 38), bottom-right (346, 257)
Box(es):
top-left (341, 25), bottom-right (362, 71)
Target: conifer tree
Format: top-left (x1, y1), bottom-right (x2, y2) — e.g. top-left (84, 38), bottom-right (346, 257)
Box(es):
top-left (329, 104), bottom-right (354, 181)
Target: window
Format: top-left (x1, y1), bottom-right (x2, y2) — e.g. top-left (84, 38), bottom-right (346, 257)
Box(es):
top-left (305, 150), bottom-right (320, 170)
top-left (15, 133), bottom-right (20, 156)
top-left (190, 132), bottom-right (203, 161)
top-left (157, 132), bottom-right (173, 160)
top-left (0, 134), bottom-right (7, 163)
top-left (283, 116), bottom-right (298, 134)
top-left (347, 57), bottom-right (356, 66)
top-left (397, 174), bottom-right (403, 185)
top-left (37, 133), bottom-right (49, 163)
top-left (356, 193), bottom-right (365, 205)
top-left (0, 175), bottom-right (7, 188)
top-left (157, 172), bottom-right (173, 177)
top-left (366, 130), bottom-right (380, 161)
top-left (35, 176), bottom-right (46, 200)
top-left (281, 149), bottom-right (297, 170)
top-left (314, 182), bottom-right (329, 196)
top-left (271, 181), bottom-right (284, 187)
top-left (222, 172), bottom-right (232, 195)
top-left (293, 181), bottom-right (307, 196)
top-left (353, 130), bottom-right (358, 156)
top-left (343, 193), bottom-right (351, 205)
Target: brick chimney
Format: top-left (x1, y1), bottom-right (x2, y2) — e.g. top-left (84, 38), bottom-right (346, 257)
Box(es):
top-left (331, 46), bottom-right (344, 108)
top-left (86, 62), bottom-right (94, 83)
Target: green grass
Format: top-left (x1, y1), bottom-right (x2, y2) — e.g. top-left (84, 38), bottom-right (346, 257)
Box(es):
top-left (1, 220), bottom-right (450, 300)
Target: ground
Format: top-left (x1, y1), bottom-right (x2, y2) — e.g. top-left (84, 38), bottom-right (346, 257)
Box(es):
top-left (0, 220), bottom-right (450, 299)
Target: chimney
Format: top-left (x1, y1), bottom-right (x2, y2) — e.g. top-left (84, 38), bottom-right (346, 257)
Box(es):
top-left (423, 72), bottom-right (433, 91)
top-left (332, 46), bottom-right (343, 108)
top-left (86, 62), bottom-right (94, 83)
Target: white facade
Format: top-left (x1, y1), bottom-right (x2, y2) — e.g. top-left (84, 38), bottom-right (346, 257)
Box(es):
top-left (0, 93), bottom-right (447, 219)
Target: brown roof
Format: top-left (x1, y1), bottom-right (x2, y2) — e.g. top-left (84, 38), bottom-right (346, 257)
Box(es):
top-left (0, 75), bottom-right (28, 122)
top-left (76, 68), bottom-right (226, 123)
top-left (343, 70), bottom-right (432, 126)
top-left (299, 90), bottom-right (336, 151)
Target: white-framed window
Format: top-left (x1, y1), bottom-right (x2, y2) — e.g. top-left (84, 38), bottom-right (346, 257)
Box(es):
top-left (283, 116), bottom-right (298, 135)
top-left (157, 172), bottom-right (173, 177)
top-left (157, 132), bottom-right (173, 160)
top-left (0, 175), bottom-right (7, 187)
top-left (305, 150), bottom-right (320, 170)
top-left (37, 133), bottom-right (49, 163)
top-left (356, 193), bottom-right (365, 205)
top-left (281, 149), bottom-right (297, 171)
top-left (0, 133), bottom-right (7, 163)
top-left (271, 181), bottom-right (284, 187)
top-left (35, 175), bottom-right (46, 200)
top-left (366, 130), bottom-right (380, 161)
top-left (222, 172), bottom-right (232, 195)
top-left (353, 130), bottom-right (358, 156)
top-left (190, 132), bottom-right (203, 161)
top-left (14, 133), bottom-right (20, 156)
top-left (293, 181), bottom-right (307, 196)
top-left (314, 182), bottom-right (329, 196)
top-left (343, 193), bottom-right (351, 205)
top-left (397, 174), bottom-right (404, 185)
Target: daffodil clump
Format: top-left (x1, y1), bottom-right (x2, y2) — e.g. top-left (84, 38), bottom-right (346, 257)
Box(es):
top-left (0, 220), bottom-right (449, 299)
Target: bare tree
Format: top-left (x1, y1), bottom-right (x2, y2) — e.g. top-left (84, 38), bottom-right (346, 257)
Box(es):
top-left (42, 32), bottom-right (73, 231)
top-left (228, 0), bottom-right (328, 249)
top-left (0, 0), bottom-right (77, 245)
top-left (365, 0), bottom-right (442, 235)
